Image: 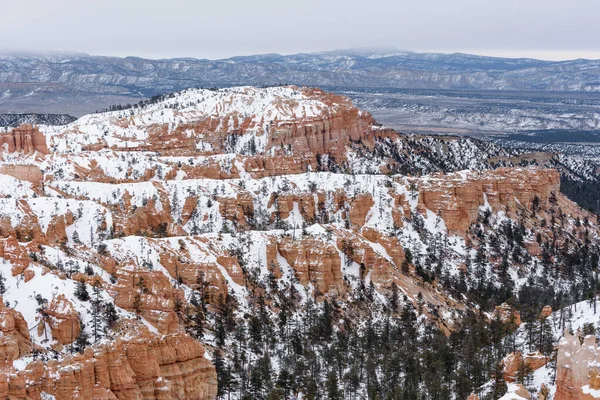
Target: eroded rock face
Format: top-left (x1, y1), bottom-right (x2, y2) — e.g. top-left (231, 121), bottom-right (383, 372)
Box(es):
top-left (275, 237), bottom-right (345, 296)
top-left (416, 168), bottom-right (560, 235)
top-left (0, 299), bottom-right (217, 400)
top-left (0, 165), bottom-right (43, 185)
top-left (556, 331), bottom-right (600, 400)
top-left (45, 294), bottom-right (81, 346)
top-left (540, 305), bottom-right (553, 320)
top-left (0, 86), bottom-right (594, 400)
top-left (5, 328), bottom-right (217, 400)
top-left (0, 124), bottom-right (49, 156)
top-left (112, 266), bottom-right (184, 334)
top-left (0, 299), bottom-right (31, 368)
top-left (502, 351), bottom-right (548, 382)
top-left (492, 303), bottom-right (521, 328)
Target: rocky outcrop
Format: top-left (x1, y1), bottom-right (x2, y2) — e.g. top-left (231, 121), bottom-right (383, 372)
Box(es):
top-left (274, 237), bottom-right (345, 296)
top-left (0, 237), bottom-right (31, 276)
top-left (0, 299), bottom-right (31, 368)
top-left (416, 168), bottom-right (560, 235)
top-left (0, 164), bottom-right (43, 185)
top-left (87, 87), bottom-right (381, 162)
top-left (217, 193), bottom-right (254, 229)
top-left (44, 294), bottom-right (81, 346)
top-left (349, 193), bottom-right (374, 228)
top-left (264, 92), bottom-right (377, 161)
top-left (502, 351), bottom-right (548, 382)
top-left (4, 327), bottom-right (217, 400)
top-left (112, 192), bottom-right (174, 238)
top-left (492, 303), bottom-right (522, 328)
top-left (268, 193), bottom-right (317, 223)
top-left (0, 124), bottom-right (49, 156)
top-left (112, 266), bottom-right (184, 334)
top-left (539, 305), bottom-right (553, 320)
top-left (556, 331), bottom-right (600, 400)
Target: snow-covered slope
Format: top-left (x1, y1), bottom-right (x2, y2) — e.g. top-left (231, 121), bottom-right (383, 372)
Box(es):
top-left (0, 85), bottom-right (598, 399)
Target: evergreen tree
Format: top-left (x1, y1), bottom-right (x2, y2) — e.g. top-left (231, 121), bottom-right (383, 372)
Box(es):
top-left (90, 282), bottom-right (103, 343)
top-left (325, 371), bottom-right (342, 400)
top-left (0, 272), bottom-right (6, 295)
top-left (187, 296), bottom-right (204, 340)
top-left (491, 361), bottom-right (508, 399)
top-left (75, 323), bottom-right (90, 354)
top-left (104, 302), bottom-right (119, 330)
top-left (74, 279), bottom-right (90, 302)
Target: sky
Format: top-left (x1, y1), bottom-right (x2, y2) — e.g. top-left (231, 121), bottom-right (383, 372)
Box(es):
top-left (1, 0), bottom-right (599, 61)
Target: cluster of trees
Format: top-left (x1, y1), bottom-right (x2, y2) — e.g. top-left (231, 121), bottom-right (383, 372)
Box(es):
top-left (204, 278), bottom-right (554, 400)
top-left (73, 279), bottom-right (119, 352)
top-left (561, 176), bottom-right (600, 215)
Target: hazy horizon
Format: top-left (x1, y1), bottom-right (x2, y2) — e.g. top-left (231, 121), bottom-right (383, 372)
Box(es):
top-left (2, 0), bottom-right (600, 62)
top-left (1, 47), bottom-right (600, 62)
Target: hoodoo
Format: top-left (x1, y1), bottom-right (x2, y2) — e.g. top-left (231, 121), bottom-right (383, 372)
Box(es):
top-left (0, 86), bottom-right (598, 399)
top-left (0, 124), bottom-right (49, 156)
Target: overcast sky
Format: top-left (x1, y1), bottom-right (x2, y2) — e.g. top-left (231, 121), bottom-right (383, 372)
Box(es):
top-left (2, 0), bottom-right (599, 61)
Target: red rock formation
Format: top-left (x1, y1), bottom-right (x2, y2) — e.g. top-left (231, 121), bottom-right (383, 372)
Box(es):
top-left (539, 305), bottom-right (553, 320)
top-left (362, 227), bottom-right (406, 267)
top-left (268, 193), bottom-right (317, 223)
top-left (109, 187), bottom-right (175, 238)
top-left (349, 193), bottom-right (374, 228)
top-left (556, 331), bottom-right (600, 400)
top-left (158, 248), bottom-right (229, 303)
top-left (44, 294), bottom-right (81, 346)
top-left (0, 165), bottom-right (43, 185)
top-left (85, 87), bottom-right (383, 163)
top-left (12, 327), bottom-right (217, 400)
top-left (0, 237), bottom-right (31, 277)
top-left (217, 192), bottom-right (254, 229)
top-left (274, 237), bottom-right (345, 296)
top-left (0, 124), bottom-right (49, 156)
top-left (181, 196), bottom-right (198, 225)
top-left (0, 299), bottom-right (31, 368)
top-left (416, 168), bottom-right (560, 235)
top-left (502, 351), bottom-right (548, 382)
top-left (112, 266), bottom-right (184, 334)
top-left (492, 303), bottom-right (522, 328)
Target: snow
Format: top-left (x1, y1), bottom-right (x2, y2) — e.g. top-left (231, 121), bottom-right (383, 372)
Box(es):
top-left (582, 384), bottom-right (600, 398)
top-left (42, 86), bottom-right (337, 155)
top-left (0, 258), bottom-right (141, 349)
top-left (499, 384), bottom-right (528, 400)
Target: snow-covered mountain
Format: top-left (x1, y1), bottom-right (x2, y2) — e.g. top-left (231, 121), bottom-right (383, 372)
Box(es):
top-left (2, 49), bottom-right (600, 115)
top-left (0, 86), bottom-right (599, 399)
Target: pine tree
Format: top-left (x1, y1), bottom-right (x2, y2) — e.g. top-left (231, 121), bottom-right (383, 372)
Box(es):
top-left (74, 280), bottom-right (90, 302)
top-left (104, 302), bottom-right (119, 330)
top-left (0, 272), bottom-right (6, 295)
top-left (320, 300), bottom-right (333, 340)
top-left (187, 294), bottom-right (204, 340)
top-left (132, 293), bottom-right (142, 314)
top-left (491, 361), bottom-right (507, 399)
top-left (72, 230), bottom-right (82, 244)
top-left (214, 349), bottom-right (231, 399)
top-left (75, 324), bottom-right (90, 354)
top-left (325, 371), bottom-right (342, 400)
top-left (90, 282), bottom-right (103, 343)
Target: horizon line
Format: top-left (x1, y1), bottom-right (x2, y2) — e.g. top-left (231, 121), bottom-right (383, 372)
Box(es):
top-left (1, 47), bottom-right (599, 63)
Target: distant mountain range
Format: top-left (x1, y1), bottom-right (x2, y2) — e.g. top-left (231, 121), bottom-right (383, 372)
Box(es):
top-left (1, 49), bottom-right (600, 116)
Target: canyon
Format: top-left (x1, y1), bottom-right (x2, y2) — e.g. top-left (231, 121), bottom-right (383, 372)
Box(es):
top-left (0, 86), bottom-right (598, 399)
